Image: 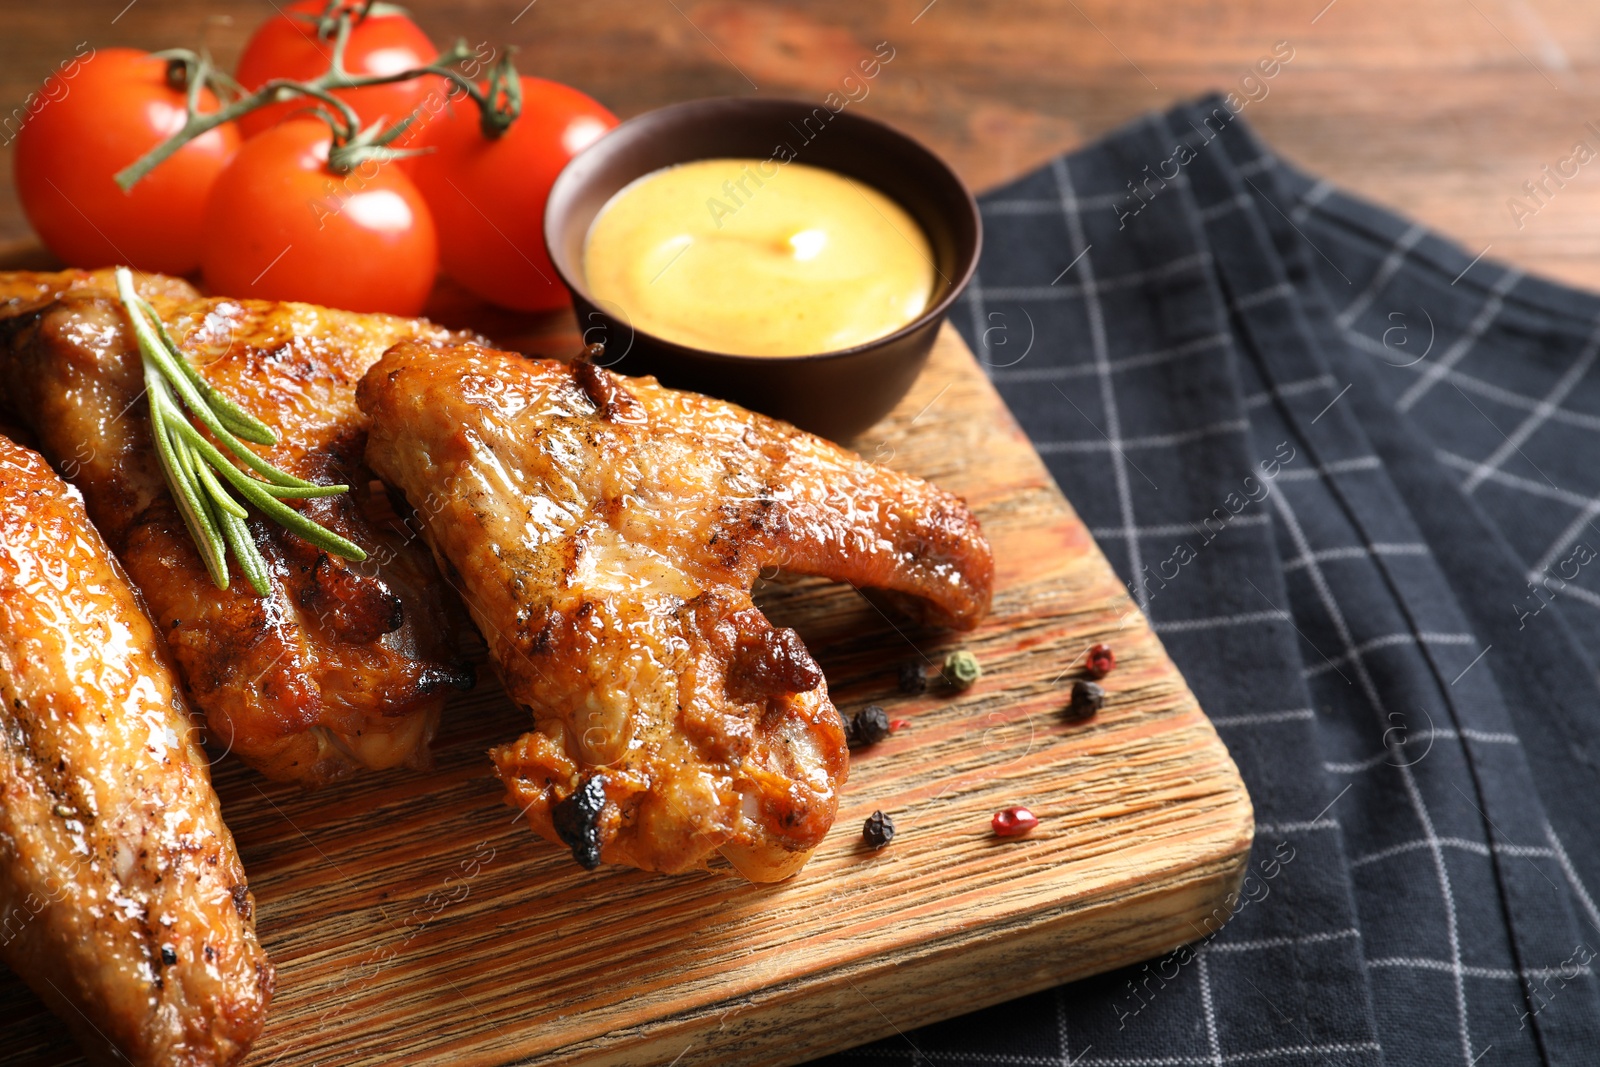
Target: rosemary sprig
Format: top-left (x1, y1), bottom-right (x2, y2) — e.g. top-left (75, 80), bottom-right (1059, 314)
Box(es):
top-left (114, 267), bottom-right (366, 595)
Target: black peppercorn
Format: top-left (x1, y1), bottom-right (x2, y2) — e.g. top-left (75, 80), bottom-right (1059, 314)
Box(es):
top-left (863, 810), bottom-right (896, 849)
top-left (1066, 679), bottom-right (1105, 721)
top-left (160, 945), bottom-right (177, 966)
top-left (897, 660), bottom-right (928, 695)
top-left (849, 705), bottom-right (892, 747)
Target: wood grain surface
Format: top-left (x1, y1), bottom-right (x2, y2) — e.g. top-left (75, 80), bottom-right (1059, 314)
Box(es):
top-left (2, 1), bottom-right (1600, 288)
top-left (0, 324), bottom-right (1253, 1066)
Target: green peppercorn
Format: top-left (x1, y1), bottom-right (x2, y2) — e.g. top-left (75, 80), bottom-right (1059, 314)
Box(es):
top-left (942, 649), bottom-right (982, 690)
top-left (863, 810), bottom-right (896, 849)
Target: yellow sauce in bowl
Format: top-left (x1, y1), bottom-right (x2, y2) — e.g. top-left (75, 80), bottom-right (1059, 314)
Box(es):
top-left (582, 158), bottom-right (936, 357)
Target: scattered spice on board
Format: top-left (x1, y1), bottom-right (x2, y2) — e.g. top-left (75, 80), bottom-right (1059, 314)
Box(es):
top-left (1066, 679), bottom-right (1105, 722)
top-left (942, 649), bottom-right (981, 690)
top-left (992, 806), bottom-right (1039, 838)
top-left (863, 810), bottom-right (896, 849)
top-left (1085, 642), bottom-right (1116, 679)
top-left (890, 718), bottom-right (911, 732)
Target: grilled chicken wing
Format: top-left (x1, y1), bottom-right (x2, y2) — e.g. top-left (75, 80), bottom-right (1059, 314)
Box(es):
top-left (0, 270), bottom-right (472, 785)
top-left (358, 341), bottom-right (993, 880)
top-left (0, 432), bottom-right (272, 1065)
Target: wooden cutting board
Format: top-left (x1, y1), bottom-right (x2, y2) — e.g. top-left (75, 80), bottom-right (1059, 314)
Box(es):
top-left (1, 320), bottom-right (1253, 1067)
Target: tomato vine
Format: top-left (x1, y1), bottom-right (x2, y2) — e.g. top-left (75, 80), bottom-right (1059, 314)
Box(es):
top-left (114, 1), bottom-right (522, 192)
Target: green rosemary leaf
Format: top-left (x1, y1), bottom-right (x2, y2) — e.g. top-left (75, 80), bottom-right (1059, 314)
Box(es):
top-left (146, 371), bottom-right (229, 589)
top-left (115, 267), bottom-right (367, 594)
top-left (216, 508), bottom-right (271, 596)
top-left (136, 318), bottom-right (316, 489)
top-left (254, 481), bottom-right (351, 499)
top-left (167, 415), bottom-right (368, 561)
top-left (213, 404), bottom-right (275, 444)
top-left (135, 295), bottom-right (278, 446)
top-left (179, 437), bottom-right (237, 583)
top-left (191, 445), bottom-right (249, 520)
top-left (118, 287), bottom-right (310, 488)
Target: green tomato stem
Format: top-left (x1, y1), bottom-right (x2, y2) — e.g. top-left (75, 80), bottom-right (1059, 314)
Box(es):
top-left (114, 14), bottom-right (519, 191)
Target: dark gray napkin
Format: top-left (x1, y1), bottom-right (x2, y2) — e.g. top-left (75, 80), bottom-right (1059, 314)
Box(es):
top-left (822, 96), bottom-right (1600, 1067)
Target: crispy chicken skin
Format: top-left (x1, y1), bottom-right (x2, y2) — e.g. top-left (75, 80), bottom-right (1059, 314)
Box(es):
top-left (0, 432), bottom-right (272, 1066)
top-left (358, 341), bottom-right (993, 880)
top-left (0, 269), bottom-right (472, 785)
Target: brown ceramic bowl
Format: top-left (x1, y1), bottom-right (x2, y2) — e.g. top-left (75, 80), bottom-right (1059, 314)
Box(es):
top-left (544, 97), bottom-right (981, 442)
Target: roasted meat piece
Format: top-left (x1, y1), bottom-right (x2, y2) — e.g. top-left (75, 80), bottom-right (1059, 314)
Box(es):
top-left (0, 270), bottom-right (472, 785)
top-left (0, 432), bottom-right (272, 1065)
top-left (358, 341), bottom-right (994, 880)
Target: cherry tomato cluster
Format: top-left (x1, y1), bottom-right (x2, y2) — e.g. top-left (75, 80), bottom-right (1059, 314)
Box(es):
top-left (12, 1), bottom-right (617, 315)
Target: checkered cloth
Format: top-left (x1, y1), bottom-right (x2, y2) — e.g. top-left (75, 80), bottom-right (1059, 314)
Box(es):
top-left (821, 97), bottom-right (1600, 1067)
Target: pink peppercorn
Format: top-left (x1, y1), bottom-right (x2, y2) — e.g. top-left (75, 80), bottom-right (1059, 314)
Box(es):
top-left (992, 806), bottom-right (1039, 838)
top-left (1085, 643), bottom-right (1116, 679)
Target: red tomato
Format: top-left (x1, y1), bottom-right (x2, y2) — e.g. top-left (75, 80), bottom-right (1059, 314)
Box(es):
top-left (409, 77), bottom-right (616, 311)
top-left (200, 120), bottom-right (437, 315)
top-left (14, 48), bottom-right (240, 275)
top-left (235, 1), bottom-right (439, 140)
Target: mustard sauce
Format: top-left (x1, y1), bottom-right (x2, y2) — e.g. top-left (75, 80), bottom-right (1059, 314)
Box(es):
top-left (583, 158), bottom-right (935, 357)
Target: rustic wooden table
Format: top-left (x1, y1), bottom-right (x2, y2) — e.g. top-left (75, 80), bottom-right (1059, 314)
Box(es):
top-left (3, 0), bottom-right (1598, 290)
